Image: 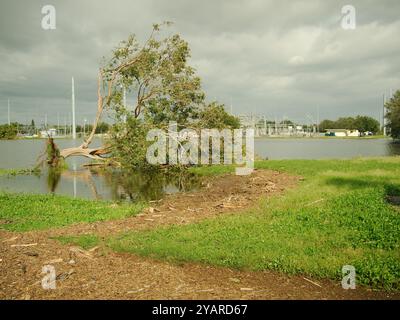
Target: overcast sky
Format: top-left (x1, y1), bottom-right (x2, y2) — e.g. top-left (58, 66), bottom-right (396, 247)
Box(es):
top-left (0, 0), bottom-right (399, 126)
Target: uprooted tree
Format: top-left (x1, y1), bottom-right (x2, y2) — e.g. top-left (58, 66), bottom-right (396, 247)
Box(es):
top-left (49, 22), bottom-right (238, 169)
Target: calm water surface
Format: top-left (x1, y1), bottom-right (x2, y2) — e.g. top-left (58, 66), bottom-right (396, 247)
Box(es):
top-left (0, 137), bottom-right (398, 201)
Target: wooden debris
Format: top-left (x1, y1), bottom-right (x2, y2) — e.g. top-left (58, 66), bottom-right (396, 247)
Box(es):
top-left (45, 258), bottom-right (63, 264)
top-left (24, 252), bottom-right (39, 257)
top-left (148, 207), bottom-right (160, 214)
top-left (127, 288), bottom-right (145, 293)
top-left (69, 247), bottom-right (93, 259)
top-left (11, 243), bottom-right (38, 248)
top-left (2, 236), bottom-right (18, 242)
top-left (304, 199), bottom-right (324, 207)
top-left (57, 269), bottom-right (75, 281)
top-left (303, 277), bottom-right (322, 288)
top-left (198, 289), bottom-right (214, 292)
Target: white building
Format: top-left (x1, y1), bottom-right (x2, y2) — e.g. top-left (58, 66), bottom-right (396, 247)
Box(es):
top-left (325, 129), bottom-right (360, 137)
top-left (40, 128), bottom-right (57, 138)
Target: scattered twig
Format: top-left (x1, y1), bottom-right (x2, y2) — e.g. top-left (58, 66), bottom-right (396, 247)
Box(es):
top-left (11, 243), bottom-right (38, 248)
top-left (303, 277), bottom-right (322, 288)
top-left (2, 236), bottom-right (18, 242)
top-left (44, 258), bottom-right (63, 264)
top-left (304, 199), bottom-right (324, 207)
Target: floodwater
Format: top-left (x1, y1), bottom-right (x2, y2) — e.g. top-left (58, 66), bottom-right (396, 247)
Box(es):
top-left (0, 138), bottom-right (200, 201)
top-left (254, 137), bottom-right (400, 159)
top-left (0, 137), bottom-right (399, 201)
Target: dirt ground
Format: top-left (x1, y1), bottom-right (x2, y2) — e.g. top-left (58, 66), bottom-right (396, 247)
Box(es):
top-left (1, 169), bottom-right (399, 300)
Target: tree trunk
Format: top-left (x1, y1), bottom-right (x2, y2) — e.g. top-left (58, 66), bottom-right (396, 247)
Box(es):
top-left (59, 71), bottom-right (110, 161)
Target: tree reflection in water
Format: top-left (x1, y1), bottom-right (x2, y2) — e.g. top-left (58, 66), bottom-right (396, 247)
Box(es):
top-left (46, 167), bottom-right (201, 202)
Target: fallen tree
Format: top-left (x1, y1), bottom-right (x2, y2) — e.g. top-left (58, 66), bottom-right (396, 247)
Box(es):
top-left (54, 22), bottom-right (239, 171)
top-left (59, 71), bottom-right (109, 160)
top-left (56, 22), bottom-right (206, 166)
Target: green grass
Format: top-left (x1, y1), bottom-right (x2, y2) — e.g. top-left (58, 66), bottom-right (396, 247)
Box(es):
top-left (108, 157), bottom-right (400, 290)
top-left (0, 193), bottom-right (145, 232)
top-left (53, 234), bottom-right (100, 250)
top-left (188, 164), bottom-right (235, 176)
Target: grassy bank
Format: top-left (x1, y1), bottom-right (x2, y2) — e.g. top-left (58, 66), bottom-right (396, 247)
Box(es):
top-left (109, 157), bottom-right (400, 290)
top-left (0, 193), bottom-right (144, 232)
top-left (54, 234), bottom-right (101, 250)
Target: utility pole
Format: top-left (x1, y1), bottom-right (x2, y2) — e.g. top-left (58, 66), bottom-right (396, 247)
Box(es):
top-left (317, 105), bottom-right (320, 134)
top-left (72, 77), bottom-right (76, 139)
top-left (68, 113), bottom-right (72, 136)
top-left (7, 99), bottom-right (10, 125)
top-left (383, 93), bottom-right (386, 136)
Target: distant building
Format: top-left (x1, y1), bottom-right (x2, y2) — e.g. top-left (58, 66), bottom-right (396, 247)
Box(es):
top-left (325, 129), bottom-right (360, 137)
top-left (40, 128), bottom-right (57, 138)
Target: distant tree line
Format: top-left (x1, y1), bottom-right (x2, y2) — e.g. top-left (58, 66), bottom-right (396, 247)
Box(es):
top-left (319, 116), bottom-right (380, 134)
top-left (0, 120), bottom-right (111, 139)
top-left (386, 89), bottom-right (400, 139)
top-left (75, 122), bottom-right (110, 134)
top-left (0, 123), bottom-right (18, 139)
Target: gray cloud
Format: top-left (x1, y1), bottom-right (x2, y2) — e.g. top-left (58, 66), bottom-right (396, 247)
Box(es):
top-left (0, 0), bottom-right (399, 126)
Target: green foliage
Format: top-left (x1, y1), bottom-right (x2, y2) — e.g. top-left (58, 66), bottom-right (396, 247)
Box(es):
top-left (0, 123), bottom-right (18, 139)
top-left (354, 116), bottom-right (380, 133)
top-left (104, 23), bottom-right (205, 126)
top-left (198, 102), bottom-right (240, 130)
top-left (95, 122), bottom-right (110, 134)
top-left (319, 116), bottom-right (380, 134)
top-left (108, 157), bottom-right (400, 290)
top-left (109, 117), bottom-right (156, 169)
top-left (104, 23), bottom-right (239, 169)
top-left (0, 193), bottom-right (145, 231)
top-left (319, 119), bottom-right (336, 132)
top-left (386, 90), bottom-right (400, 139)
top-left (75, 122), bottom-right (109, 135)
